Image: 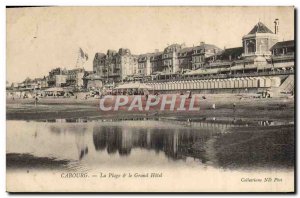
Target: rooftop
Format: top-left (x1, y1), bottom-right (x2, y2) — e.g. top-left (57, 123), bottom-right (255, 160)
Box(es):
top-left (94, 53), bottom-right (106, 59)
top-left (217, 47), bottom-right (244, 60)
top-left (178, 47), bottom-right (194, 53)
top-left (270, 40), bottom-right (295, 50)
top-left (193, 43), bottom-right (221, 51)
top-left (248, 22), bottom-right (274, 35)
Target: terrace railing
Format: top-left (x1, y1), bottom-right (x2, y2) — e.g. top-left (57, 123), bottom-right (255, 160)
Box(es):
top-left (143, 69), bottom-right (294, 83)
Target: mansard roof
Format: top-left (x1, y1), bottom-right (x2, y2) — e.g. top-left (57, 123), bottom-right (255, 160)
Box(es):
top-left (164, 43), bottom-right (182, 53)
top-left (118, 48), bottom-right (131, 55)
top-left (178, 47), bottom-right (194, 53)
top-left (94, 53), bottom-right (106, 59)
top-left (216, 47), bottom-right (244, 60)
top-left (139, 53), bottom-right (153, 58)
top-left (270, 40), bottom-right (294, 50)
top-left (193, 43), bottom-right (221, 51)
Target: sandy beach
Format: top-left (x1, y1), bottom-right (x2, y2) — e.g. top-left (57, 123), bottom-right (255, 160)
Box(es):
top-left (6, 94), bottom-right (294, 121)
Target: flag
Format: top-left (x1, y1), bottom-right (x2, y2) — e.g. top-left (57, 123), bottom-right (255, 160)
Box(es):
top-left (79, 48), bottom-right (88, 61)
top-left (79, 48), bottom-right (85, 59)
top-left (76, 48), bottom-right (89, 68)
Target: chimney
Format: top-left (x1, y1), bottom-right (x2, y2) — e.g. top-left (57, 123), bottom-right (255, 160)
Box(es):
top-left (200, 41), bottom-right (205, 45)
top-left (274, 19), bottom-right (279, 34)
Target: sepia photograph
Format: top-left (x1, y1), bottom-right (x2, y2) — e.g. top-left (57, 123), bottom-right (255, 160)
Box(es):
top-left (5, 6), bottom-right (295, 192)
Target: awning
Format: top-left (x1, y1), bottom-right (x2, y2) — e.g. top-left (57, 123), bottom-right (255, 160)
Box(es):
top-left (114, 82), bottom-right (153, 89)
top-left (184, 68), bottom-right (219, 75)
top-left (44, 87), bottom-right (64, 92)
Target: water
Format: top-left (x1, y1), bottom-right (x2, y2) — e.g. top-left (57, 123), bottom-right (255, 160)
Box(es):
top-left (6, 117), bottom-right (294, 172)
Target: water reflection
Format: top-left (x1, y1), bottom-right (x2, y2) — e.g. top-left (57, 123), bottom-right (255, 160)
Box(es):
top-left (92, 126), bottom-right (212, 162)
top-left (75, 131), bottom-right (89, 160)
top-left (42, 117), bottom-right (293, 128)
top-left (6, 118), bottom-right (294, 171)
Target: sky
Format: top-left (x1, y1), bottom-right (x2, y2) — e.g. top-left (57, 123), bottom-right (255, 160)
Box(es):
top-left (6, 6), bottom-right (294, 83)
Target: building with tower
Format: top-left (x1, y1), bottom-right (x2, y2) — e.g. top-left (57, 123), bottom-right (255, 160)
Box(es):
top-left (242, 21), bottom-right (278, 59)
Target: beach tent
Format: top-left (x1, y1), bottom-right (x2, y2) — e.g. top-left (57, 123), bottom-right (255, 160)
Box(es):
top-left (138, 83), bottom-right (153, 89)
top-left (114, 82), bottom-right (153, 90)
top-left (44, 87), bottom-right (64, 92)
top-left (184, 68), bottom-right (220, 75)
top-left (44, 87), bottom-right (64, 96)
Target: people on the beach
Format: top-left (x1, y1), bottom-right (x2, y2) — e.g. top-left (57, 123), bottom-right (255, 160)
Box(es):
top-left (144, 89), bottom-right (149, 100)
top-left (212, 103), bottom-right (216, 109)
top-left (154, 92), bottom-right (159, 99)
top-left (233, 102), bottom-right (236, 112)
top-left (34, 96), bottom-right (39, 106)
top-left (188, 91), bottom-right (192, 99)
top-left (186, 118), bottom-right (191, 126)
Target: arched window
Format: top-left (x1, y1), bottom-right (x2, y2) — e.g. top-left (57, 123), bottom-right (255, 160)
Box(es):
top-left (247, 40), bottom-right (256, 53)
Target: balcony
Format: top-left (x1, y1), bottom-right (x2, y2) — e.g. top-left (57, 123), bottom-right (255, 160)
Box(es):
top-left (242, 51), bottom-right (272, 57)
top-left (272, 53), bottom-right (294, 61)
top-left (209, 61), bottom-right (232, 67)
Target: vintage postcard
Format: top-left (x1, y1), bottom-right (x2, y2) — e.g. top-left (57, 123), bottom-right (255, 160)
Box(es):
top-left (6, 6), bottom-right (295, 192)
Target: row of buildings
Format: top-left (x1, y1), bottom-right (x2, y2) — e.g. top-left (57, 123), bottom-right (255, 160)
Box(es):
top-left (8, 67), bottom-right (95, 91)
top-left (92, 20), bottom-right (294, 83)
top-left (7, 20), bottom-right (295, 93)
top-left (93, 42), bottom-right (223, 82)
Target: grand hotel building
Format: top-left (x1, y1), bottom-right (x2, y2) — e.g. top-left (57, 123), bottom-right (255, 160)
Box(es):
top-left (8, 20), bottom-right (294, 95)
top-left (91, 20), bottom-right (294, 93)
top-left (93, 42), bottom-right (222, 82)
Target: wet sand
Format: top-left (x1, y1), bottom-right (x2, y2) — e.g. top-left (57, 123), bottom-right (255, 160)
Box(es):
top-left (6, 94), bottom-right (294, 121)
top-left (212, 124), bottom-right (295, 170)
top-left (6, 153), bottom-right (71, 170)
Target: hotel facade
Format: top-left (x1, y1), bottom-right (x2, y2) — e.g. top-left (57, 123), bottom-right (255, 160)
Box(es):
top-left (7, 20), bottom-right (295, 95)
top-left (91, 21), bottom-right (294, 86)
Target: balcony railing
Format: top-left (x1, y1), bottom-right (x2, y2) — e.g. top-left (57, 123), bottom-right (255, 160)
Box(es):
top-left (272, 54), bottom-right (295, 61)
top-left (242, 52), bottom-right (272, 57)
top-left (142, 69), bottom-right (294, 83)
